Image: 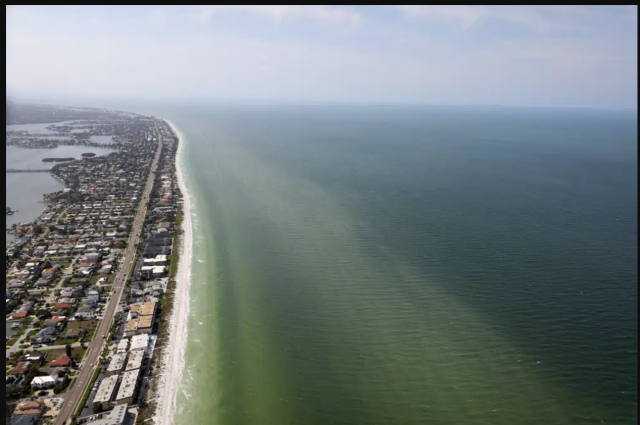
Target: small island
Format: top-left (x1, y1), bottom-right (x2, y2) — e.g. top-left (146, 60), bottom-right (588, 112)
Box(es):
top-left (81, 152), bottom-right (96, 158)
top-left (42, 157), bottom-right (75, 162)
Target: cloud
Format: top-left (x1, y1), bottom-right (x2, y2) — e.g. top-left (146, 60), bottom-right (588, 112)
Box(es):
top-left (5, 5), bottom-right (637, 108)
top-left (147, 6), bottom-right (167, 26)
top-left (391, 6), bottom-right (549, 31)
top-left (197, 5), bottom-right (362, 29)
top-left (389, 5), bottom-right (636, 33)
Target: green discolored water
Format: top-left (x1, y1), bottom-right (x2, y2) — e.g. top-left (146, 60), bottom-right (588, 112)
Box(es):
top-left (160, 104), bottom-right (636, 425)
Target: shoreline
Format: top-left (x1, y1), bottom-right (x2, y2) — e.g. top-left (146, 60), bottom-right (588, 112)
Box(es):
top-left (149, 119), bottom-right (193, 425)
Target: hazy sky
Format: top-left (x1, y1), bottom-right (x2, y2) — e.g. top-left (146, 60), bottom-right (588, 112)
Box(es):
top-left (6, 5), bottom-right (638, 108)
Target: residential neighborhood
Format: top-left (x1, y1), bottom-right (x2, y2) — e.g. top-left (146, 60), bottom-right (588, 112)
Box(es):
top-left (7, 104), bottom-right (182, 425)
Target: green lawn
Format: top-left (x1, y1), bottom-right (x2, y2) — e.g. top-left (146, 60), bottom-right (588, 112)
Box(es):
top-left (84, 328), bottom-right (97, 342)
top-left (46, 346), bottom-right (87, 362)
top-left (5, 320), bottom-right (28, 346)
top-left (53, 338), bottom-right (78, 346)
top-left (66, 319), bottom-right (98, 332)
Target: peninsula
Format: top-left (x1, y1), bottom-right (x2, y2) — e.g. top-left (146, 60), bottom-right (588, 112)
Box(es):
top-left (6, 103), bottom-right (183, 425)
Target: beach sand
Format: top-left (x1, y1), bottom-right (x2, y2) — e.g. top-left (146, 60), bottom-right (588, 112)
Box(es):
top-left (150, 119), bottom-right (192, 425)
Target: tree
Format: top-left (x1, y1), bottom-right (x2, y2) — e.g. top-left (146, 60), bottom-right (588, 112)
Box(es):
top-left (65, 344), bottom-right (72, 357)
top-left (32, 225), bottom-right (44, 235)
top-left (53, 376), bottom-right (70, 394)
top-left (6, 385), bottom-right (20, 399)
top-left (35, 309), bottom-right (52, 320)
top-left (92, 401), bottom-right (103, 414)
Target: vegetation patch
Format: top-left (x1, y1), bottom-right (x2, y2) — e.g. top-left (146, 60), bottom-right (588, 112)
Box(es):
top-left (53, 338), bottom-right (78, 346)
top-left (66, 319), bottom-right (98, 331)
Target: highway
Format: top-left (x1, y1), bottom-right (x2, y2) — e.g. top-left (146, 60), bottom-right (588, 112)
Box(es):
top-left (55, 130), bottom-right (162, 425)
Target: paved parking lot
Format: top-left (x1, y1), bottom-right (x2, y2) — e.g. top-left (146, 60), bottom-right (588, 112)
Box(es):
top-left (78, 370), bottom-right (106, 418)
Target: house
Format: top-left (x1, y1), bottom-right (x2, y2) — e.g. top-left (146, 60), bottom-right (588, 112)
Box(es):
top-left (5, 374), bottom-right (20, 385)
top-left (7, 278), bottom-right (24, 287)
top-left (74, 306), bottom-right (95, 321)
top-left (10, 414), bottom-right (39, 425)
top-left (61, 328), bottom-right (83, 339)
top-left (54, 302), bottom-right (73, 310)
top-left (24, 353), bottom-right (46, 362)
top-left (12, 399), bottom-right (44, 416)
top-left (10, 361), bottom-right (31, 374)
top-left (31, 375), bottom-right (58, 389)
top-left (49, 355), bottom-right (71, 367)
top-left (14, 270), bottom-right (30, 279)
top-left (30, 327), bottom-right (57, 344)
top-left (41, 268), bottom-right (56, 278)
top-left (60, 289), bottom-right (75, 298)
top-left (86, 290), bottom-right (101, 306)
top-left (19, 301), bottom-right (35, 312)
top-left (35, 278), bottom-right (52, 287)
top-left (42, 321), bottom-right (63, 331)
top-left (11, 312), bottom-right (28, 319)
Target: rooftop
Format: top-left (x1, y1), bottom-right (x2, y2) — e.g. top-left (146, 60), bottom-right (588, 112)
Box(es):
top-left (107, 353), bottom-right (127, 374)
top-left (125, 349), bottom-right (145, 371)
top-left (94, 374), bottom-right (119, 405)
top-left (129, 301), bottom-right (156, 316)
top-left (50, 355), bottom-right (71, 367)
top-left (129, 334), bottom-right (149, 351)
top-left (115, 369), bottom-right (140, 401)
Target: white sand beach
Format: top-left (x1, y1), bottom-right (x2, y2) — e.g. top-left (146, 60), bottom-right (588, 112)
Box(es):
top-left (150, 119), bottom-right (192, 425)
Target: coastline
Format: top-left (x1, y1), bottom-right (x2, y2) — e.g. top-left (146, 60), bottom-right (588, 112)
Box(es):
top-left (149, 119), bottom-right (192, 425)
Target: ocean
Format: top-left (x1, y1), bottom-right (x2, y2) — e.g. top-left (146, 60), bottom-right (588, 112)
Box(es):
top-left (159, 104), bottom-right (637, 425)
top-left (14, 102), bottom-right (640, 424)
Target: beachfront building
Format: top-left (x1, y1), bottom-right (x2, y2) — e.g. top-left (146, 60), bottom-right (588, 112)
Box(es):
top-left (94, 375), bottom-right (119, 410)
top-left (129, 301), bottom-right (156, 318)
top-left (117, 338), bottom-right (129, 354)
top-left (125, 349), bottom-right (145, 372)
top-left (124, 301), bottom-right (156, 336)
top-left (107, 353), bottom-right (127, 376)
top-left (93, 403), bottom-right (128, 425)
top-left (129, 333), bottom-right (149, 352)
top-left (114, 369), bottom-right (140, 406)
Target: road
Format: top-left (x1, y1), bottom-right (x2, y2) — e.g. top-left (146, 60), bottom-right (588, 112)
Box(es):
top-left (55, 132), bottom-right (162, 425)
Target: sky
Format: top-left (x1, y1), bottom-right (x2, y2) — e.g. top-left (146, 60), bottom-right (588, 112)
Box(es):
top-left (5, 5), bottom-right (638, 109)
